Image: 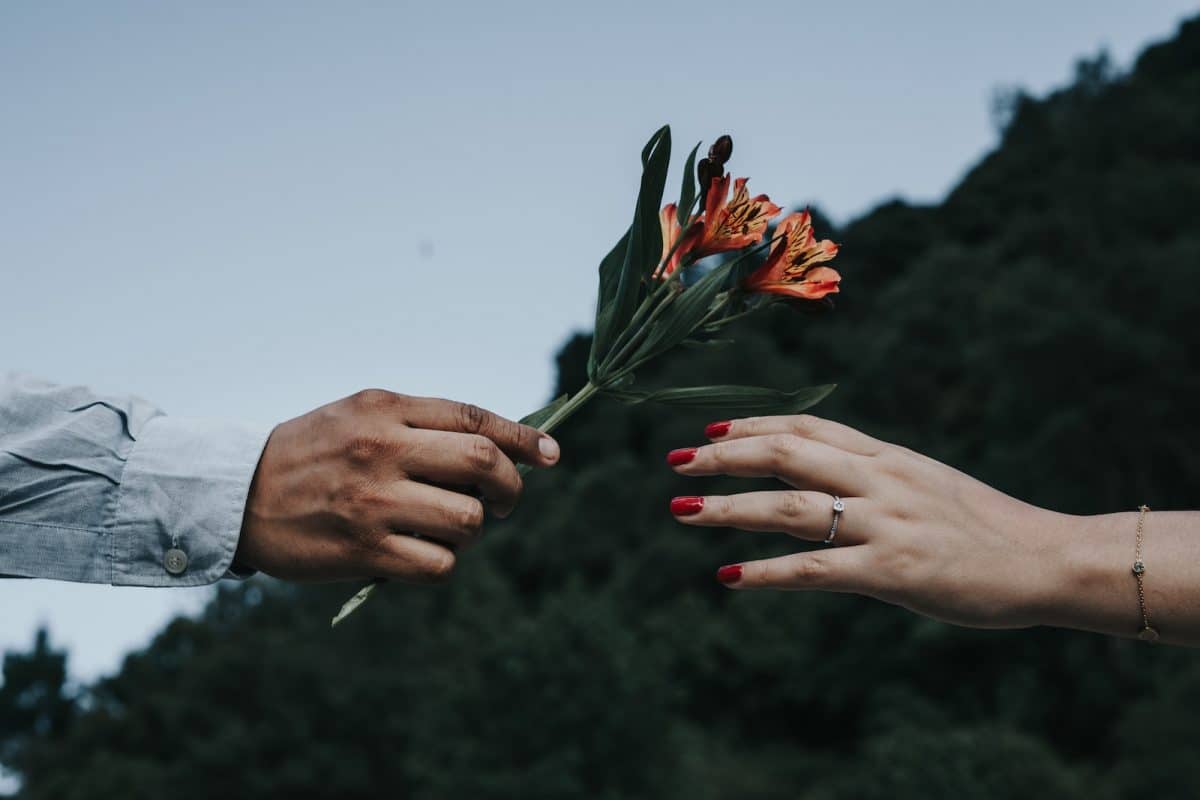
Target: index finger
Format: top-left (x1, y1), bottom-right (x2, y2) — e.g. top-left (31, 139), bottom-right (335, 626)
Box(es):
top-left (400, 396), bottom-right (560, 468)
top-left (668, 434), bottom-right (869, 496)
top-left (705, 415), bottom-right (883, 457)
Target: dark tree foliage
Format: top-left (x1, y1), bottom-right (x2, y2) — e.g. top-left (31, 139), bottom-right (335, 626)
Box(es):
top-left (0, 630), bottom-right (73, 781)
top-left (4, 16), bottom-right (1200, 799)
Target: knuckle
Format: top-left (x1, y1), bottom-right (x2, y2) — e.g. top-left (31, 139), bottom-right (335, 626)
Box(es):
top-left (467, 435), bottom-right (501, 472)
top-left (790, 554), bottom-right (827, 585)
top-left (707, 443), bottom-right (727, 468)
top-left (457, 402), bottom-right (489, 433)
top-left (495, 417), bottom-right (532, 455)
top-left (790, 414), bottom-right (820, 438)
top-left (454, 500), bottom-right (485, 536)
top-left (778, 491), bottom-right (808, 519)
top-left (333, 482), bottom-right (376, 514)
top-left (878, 446), bottom-right (933, 485)
top-left (513, 422), bottom-right (537, 450)
top-left (351, 388), bottom-right (397, 411)
top-left (876, 446), bottom-right (910, 476)
top-left (735, 418), bottom-right (760, 436)
top-left (765, 434), bottom-right (797, 468)
top-left (344, 435), bottom-right (389, 465)
top-left (885, 501), bottom-right (917, 525)
top-left (711, 495), bottom-right (735, 517)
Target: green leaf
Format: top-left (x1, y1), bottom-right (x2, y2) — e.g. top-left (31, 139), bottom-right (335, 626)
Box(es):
top-left (331, 578), bottom-right (383, 627)
top-left (677, 141), bottom-right (701, 228)
top-left (590, 125), bottom-right (672, 367)
top-left (629, 264), bottom-right (735, 368)
top-left (519, 394), bottom-right (569, 430)
top-left (603, 383), bottom-right (837, 413)
top-left (679, 338), bottom-right (735, 349)
top-left (587, 228), bottom-right (631, 379)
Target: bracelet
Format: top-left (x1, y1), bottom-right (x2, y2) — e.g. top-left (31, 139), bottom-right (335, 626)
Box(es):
top-left (1132, 505), bottom-right (1159, 642)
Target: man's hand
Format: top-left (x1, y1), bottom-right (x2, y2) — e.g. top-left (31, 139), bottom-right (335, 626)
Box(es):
top-left (235, 389), bottom-right (560, 583)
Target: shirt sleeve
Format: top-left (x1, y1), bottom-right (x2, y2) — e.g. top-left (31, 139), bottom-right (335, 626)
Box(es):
top-left (0, 373), bottom-right (272, 586)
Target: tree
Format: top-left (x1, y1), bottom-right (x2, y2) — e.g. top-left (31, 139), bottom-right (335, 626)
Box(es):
top-left (0, 629), bottom-right (73, 782)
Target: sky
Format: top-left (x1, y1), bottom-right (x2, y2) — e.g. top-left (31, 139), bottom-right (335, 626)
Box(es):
top-left (1, 1), bottom-right (1197, 685)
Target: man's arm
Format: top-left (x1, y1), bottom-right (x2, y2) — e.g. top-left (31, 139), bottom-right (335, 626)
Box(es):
top-left (0, 373), bottom-right (270, 585)
top-left (1, 376), bottom-right (560, 587)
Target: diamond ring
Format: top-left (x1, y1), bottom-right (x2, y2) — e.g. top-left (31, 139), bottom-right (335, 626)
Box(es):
top-left (824, 496), bottom-right (845, 544)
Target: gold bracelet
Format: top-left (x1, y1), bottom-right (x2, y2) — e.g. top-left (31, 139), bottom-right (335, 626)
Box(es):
top-left (1132, 505), bottom-right (1159, 642)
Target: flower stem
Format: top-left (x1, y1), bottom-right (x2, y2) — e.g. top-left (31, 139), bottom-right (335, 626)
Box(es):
top-left (599, 289), bottom-right (679, 379)
top-left (600, 293), bottom-right (657, 374)
top-left (701, 302), bottom-right (757, 331)
top-left (537, 380), bottom-right (600, 434)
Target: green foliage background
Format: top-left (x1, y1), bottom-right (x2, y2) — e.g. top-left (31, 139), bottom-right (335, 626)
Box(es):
top-left (4, 17), bottom-right (1200, 799)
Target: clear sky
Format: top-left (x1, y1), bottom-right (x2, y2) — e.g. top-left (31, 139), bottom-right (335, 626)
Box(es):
top-left (1, 1), bottom-right (1196, 682)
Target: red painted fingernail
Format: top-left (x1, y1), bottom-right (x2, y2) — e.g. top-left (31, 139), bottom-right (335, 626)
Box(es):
top-left (716, 564), bottom-right (743, 585)
top-left (705, 420), bottom-right (732, 438)
top-left (667, 447), bottom-right (697, 466)
top-left (670, 496), bottom-right (704, 516)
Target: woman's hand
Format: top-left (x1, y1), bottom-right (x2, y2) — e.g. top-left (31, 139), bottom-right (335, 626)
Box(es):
top-left (667, 414), bottom-right (1086, 630)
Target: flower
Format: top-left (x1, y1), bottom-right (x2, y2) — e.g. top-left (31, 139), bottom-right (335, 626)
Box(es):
top-left (696, 158), bottom-right (723, 196)
top-left (743, 210), bottom-right (841, 299)
top-left (693, 175), bottom-right (782, 257)
top-left (655, 203), bottom-right (699, 279)
top-left (708, 134), bottom-right (733, 165)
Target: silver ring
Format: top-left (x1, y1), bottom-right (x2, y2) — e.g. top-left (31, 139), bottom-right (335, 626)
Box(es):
top-left (824, 495), bottom-right (845, 544)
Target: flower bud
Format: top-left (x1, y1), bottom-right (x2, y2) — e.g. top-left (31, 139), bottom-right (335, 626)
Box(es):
top-left (696, 157), bottom-right (722, 193)
top-left (708, 135), bottom-right (733, 165)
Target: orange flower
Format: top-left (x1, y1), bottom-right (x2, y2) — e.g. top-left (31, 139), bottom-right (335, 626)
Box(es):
top-left (743, 210), bottom-right (841, 299)
top-left (655, 202), bottom-right (699, 279)
top-left (693, 175), bottom-right (781, 257)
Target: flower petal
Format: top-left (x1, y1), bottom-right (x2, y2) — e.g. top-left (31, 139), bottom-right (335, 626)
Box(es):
top-left (656, 202), bottom-right (702, 279)
top-left (695, 176), bottom-right (779, 257)
top-left (704, 173), bottom-right (731, 225)
top-left (787, 266), bottom-right (841, 299)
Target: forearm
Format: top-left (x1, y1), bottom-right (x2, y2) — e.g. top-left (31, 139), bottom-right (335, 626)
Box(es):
top-left (0, 373), bottom-right (269, 585)
top-left (1048, 511), bottom-right (1200, 646)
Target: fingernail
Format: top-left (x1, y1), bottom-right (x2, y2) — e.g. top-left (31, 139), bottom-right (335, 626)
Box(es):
top-left (705, 420), bottom-right (732, 438)
top-left (538, 436), bottom-right (560, 462)
top-left (667, 447), bottom-right (697, 466)
top-left (716, 564), bottom-right (743, 585)
top-left (670, 496), bottom-right (704, 516)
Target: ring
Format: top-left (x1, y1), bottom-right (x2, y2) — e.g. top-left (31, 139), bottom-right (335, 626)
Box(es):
top-left (824, 496), bottom-right (845, 544)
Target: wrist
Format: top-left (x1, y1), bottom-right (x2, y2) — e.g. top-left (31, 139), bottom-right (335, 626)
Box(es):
top-left (114, 415), bottom-right (272, 586)
top-left (1037, 511), bottom-right (1135, 636)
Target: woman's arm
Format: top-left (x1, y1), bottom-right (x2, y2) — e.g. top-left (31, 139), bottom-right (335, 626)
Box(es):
top-left (667, 414), bottom-right (1200, 646)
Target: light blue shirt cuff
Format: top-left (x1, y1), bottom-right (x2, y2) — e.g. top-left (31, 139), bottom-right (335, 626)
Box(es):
top-left (111, 416), bottom-right (272, 587)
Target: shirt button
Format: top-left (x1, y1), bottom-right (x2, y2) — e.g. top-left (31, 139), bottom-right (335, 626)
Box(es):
top-left (164, 548), bottom-right (189, 576)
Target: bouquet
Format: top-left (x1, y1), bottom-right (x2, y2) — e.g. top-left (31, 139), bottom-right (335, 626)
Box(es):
top-left (333, 126), bottom-right (841, 625)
